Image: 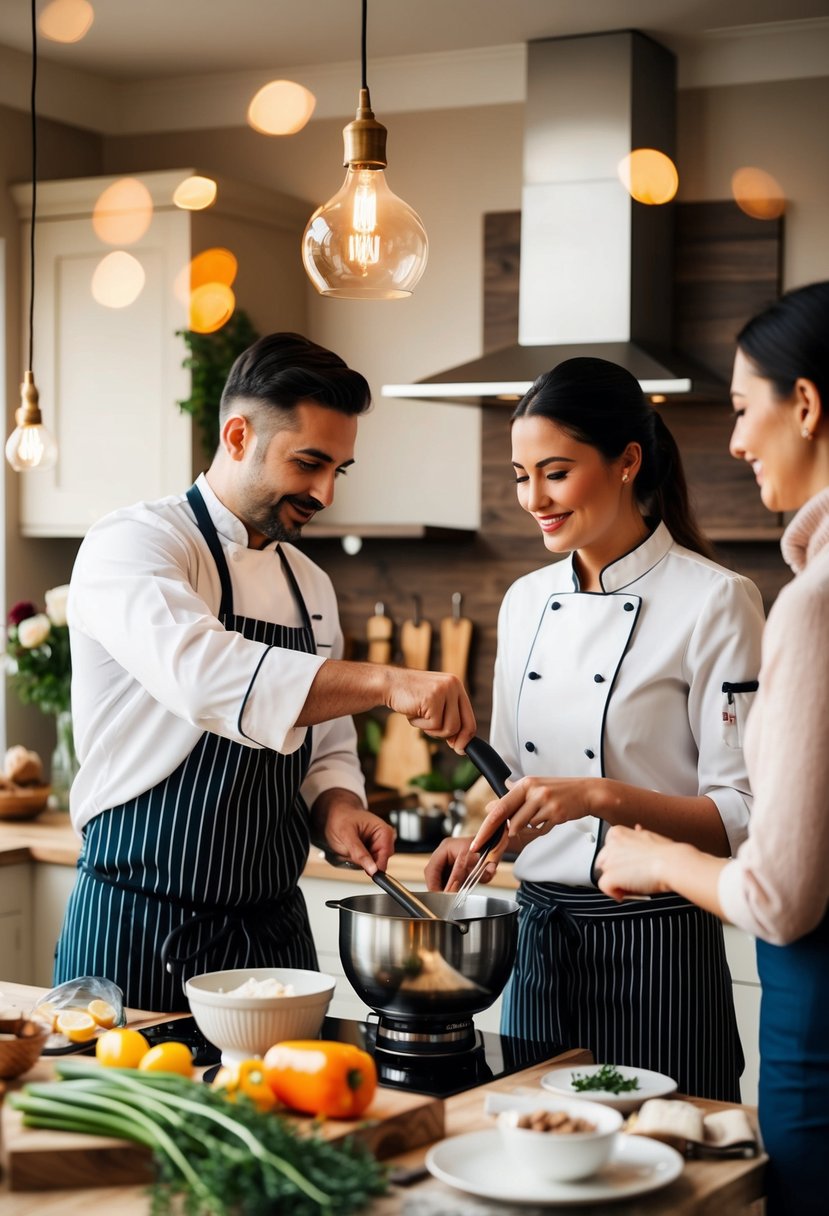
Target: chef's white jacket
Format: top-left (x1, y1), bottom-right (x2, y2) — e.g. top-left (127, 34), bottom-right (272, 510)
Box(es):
top-left (492, 523), bottom-right (765, 886)
top-left (66, 474), bottom-right (365, 833)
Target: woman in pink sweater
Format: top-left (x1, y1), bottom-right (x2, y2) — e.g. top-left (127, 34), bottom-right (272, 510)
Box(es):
top-left (597, 280), bottom-right (829, 1216)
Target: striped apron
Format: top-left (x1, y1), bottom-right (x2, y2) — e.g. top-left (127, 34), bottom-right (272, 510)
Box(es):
top-left (54, 484), bottom-right (318, 1011)
top-left (501, 881), bottom-right (744, 1102)
top-left (756, 907), bottom-right (829, 1216)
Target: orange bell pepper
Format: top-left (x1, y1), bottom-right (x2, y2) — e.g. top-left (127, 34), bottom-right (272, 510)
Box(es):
top-left (212, 1058), bottom-right (277, 1113)
top-left (263, 1040), bottom-right (377, 1119)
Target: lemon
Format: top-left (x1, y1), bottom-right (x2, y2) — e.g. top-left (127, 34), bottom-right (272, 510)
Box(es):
top-left (55, 1010), bottom-right (97, 1042)
top-left (87, 999), bottom-right (117, 1029)
top-left (96, 1027), bottom-right (150, 1068)
top-left (32, 1002), bottom-right (58, 1030)
top-left (137, 1041), bottom-right (193, 1077)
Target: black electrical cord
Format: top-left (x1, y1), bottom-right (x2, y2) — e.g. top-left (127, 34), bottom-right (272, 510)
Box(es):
top-left (28, 0), bottom-right (37, 372)
top-left (360, 0), bottom-right (367, 92)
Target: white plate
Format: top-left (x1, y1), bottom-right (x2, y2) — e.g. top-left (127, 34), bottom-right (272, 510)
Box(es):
top-left (541, 1063), bottom-right (677, 1113)
top-left (426, 1129), bottom-right (683, 1206)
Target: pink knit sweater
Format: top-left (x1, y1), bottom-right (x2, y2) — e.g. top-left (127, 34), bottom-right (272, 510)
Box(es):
top-left (718, 486), bottom-right (829, 944)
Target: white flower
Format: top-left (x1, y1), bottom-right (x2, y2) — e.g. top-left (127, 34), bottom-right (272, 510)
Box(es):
top-left (45, 584), bottom-right (70, 627)
top-left (17, 613), bottom-right (51, 648)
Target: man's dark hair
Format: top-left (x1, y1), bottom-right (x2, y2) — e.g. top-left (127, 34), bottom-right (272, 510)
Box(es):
top-left (219, 332), bottom-right (371, 422)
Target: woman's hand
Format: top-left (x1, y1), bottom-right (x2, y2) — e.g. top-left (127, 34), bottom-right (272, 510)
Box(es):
top-left (595, 824), bottom-right (674, 901)
top-left (469, 776), bottom-right (599, 853)
top-left (423, 835), bottom-right (503, 893)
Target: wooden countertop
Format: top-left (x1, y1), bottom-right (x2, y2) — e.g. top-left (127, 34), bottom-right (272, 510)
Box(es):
top-left (0, 813), bottom-right (519, 890)
top-left (0, 1023), bottom-right (766, 1216)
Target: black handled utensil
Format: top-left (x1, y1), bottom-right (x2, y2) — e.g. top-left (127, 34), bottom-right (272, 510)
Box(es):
top-left (464, 735), bottom-right (512, 859)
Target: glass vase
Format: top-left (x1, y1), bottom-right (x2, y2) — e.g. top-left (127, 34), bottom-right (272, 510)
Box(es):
top-left (50, 709), bottom-right (79, 813)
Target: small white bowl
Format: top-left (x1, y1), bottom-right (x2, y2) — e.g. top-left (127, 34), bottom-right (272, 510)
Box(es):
top-left (496, 1096), bottom-right (623, 1183)
top-left (185, 967), bottom-right (336, 1065)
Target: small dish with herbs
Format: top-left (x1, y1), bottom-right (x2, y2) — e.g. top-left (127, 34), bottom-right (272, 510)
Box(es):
top-left (540, 1062), bottom-right (677, 1113)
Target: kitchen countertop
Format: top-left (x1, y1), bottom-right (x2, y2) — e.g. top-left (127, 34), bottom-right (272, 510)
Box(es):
top-left (0, 811), bottom-right (519, 889)
top-left (0, 982), bottom-right (766, 1215)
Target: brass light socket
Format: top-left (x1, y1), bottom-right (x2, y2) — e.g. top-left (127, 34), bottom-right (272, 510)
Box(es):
top-left (15, 370), bottom-right (44, 427)
top-left (342, 88), bottom-right (388, 168)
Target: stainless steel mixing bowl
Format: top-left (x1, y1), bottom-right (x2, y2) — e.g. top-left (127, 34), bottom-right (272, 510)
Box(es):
top-left (325, 890), bottom-right (519, 1019)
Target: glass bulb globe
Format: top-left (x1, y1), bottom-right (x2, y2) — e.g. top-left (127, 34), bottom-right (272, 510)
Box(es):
top-left (5, 422), bottom-right (58, 471)
top-left (302, 167), bottom-right (428, 299)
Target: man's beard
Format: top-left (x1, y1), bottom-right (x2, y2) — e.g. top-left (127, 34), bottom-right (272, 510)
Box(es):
top-left (248, 494), bottom-right (322, 544)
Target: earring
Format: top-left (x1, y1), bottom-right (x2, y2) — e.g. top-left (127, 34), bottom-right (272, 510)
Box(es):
top-left (802, 427), bottom-right (814, 441)
top-left (622, 472), bottom-right (630, 483)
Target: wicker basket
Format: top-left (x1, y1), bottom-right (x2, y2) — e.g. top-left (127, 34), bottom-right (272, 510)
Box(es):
top-left (0, 786), bottom-right (51, 821)
top-left (0, 1022), bottom-right (49, 1079)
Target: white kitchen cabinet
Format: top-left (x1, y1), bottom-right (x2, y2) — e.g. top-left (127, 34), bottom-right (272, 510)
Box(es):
top-left (0, 864), bottom-right (34, 984)
top-left (31, 862), bottom-right (78, 987)
top-left (12, 169), bottom-right (309, 537)
top-left (724, 924), bottom-right (761, 1106)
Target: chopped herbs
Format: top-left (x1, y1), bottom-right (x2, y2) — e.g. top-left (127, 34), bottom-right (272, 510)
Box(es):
top-left (571, 1064), bottom-right (640, 1094)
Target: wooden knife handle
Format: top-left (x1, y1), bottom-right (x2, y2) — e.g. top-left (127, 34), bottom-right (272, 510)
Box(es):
top-left (366, 604), bottom-right (393, 664)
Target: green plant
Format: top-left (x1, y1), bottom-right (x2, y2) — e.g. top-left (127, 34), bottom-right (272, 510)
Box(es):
top-left (409, 755), bottom-right (480, 793)
top-left (176, 310), bottom-right (260, 459)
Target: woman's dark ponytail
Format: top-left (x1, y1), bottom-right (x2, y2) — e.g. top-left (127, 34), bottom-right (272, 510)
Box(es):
top-left (513, 356), bottom-right (714, 559)
top-left (647, 414), bottom-right (715, 559)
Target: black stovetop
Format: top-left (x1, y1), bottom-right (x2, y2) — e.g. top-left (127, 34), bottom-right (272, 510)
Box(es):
top-left (140, 1014), bottom-right (565, 1100)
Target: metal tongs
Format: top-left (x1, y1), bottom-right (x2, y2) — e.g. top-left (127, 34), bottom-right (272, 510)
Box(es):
top-left (449, 736), bottom-right (512, 913)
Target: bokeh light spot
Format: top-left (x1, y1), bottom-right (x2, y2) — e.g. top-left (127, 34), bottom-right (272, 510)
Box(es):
top-left (247, 80), bottom-right (317, 135)
top-left (38, 0), bottom-right (94, 43)
top-left (618, 149), bottom-right (679, 205)
top-left (91, 251), bottom-right (146, 308)
top-left (92, 178), bottom-right (154, 246)
top-left (731, 167), bottom-right (786, 220)
top-left (173, 176), bottom-right (218, 211)
top-left (190, 283), bottom-right (236, 334)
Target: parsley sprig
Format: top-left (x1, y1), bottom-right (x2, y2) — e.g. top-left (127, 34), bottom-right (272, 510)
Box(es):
top-left (571, 1064), bottom-right (640, 1094)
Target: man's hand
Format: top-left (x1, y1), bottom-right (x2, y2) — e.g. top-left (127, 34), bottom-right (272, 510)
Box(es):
top-left (311, 789), bottom-right (395, 876)
top-left (470, 777), bottom-right (598, 852)
top-left (298, 661), bottom-right (476, 754)
top-left (423, 834), bottom-right (503, 893)
top-left (385, 669), bottom-right (476, 753)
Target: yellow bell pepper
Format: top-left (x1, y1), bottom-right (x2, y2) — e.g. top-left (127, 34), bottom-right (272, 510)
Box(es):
top-left (212, 1058), bottom-right (277, 1113)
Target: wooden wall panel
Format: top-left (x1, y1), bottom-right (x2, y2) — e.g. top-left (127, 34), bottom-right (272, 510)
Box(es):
top-left (304, 202), bottom-right (790, 779)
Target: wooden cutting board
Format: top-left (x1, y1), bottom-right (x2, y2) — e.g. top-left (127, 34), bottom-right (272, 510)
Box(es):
top-left (440, 593), bottom-right (473, 687)
top-left (373, 712), bottom-right (432, 791)
top-left (1, 1079), bottom-right (444, 1191)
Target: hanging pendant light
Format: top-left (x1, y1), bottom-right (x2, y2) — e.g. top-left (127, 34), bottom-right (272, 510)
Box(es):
top-left (6, 0), bottom-right (57, 472)
top-left (301, 0), bottom-right (428, 299)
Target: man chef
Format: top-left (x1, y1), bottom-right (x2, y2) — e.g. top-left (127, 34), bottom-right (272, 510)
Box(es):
top-left (54, 332), bottom-right (476, 1010)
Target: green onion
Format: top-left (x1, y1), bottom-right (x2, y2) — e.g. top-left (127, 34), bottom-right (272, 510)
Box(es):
top-left (11, 1060), bottom-right (388, 1215)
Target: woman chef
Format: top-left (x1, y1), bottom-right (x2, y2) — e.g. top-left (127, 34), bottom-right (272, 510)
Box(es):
top-left (426, 356), bottom-right (764, 1101)
top-left (55, 333), bottom-right (476, 1012)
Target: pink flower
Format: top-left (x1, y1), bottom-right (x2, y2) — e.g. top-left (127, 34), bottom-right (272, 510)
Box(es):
top-left (17, 614), bottom-right (51, 649)
top-left (8, 601), bottom-right (38, 626)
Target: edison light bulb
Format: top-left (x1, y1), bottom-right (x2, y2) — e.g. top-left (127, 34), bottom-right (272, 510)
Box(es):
top-left (302, 88), bottom-right (428, 299)
top-left (5, 372), bottom-right (58, 472)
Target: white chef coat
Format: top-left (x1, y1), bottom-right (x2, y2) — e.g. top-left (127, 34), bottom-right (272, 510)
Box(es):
top-left (67, 473), bottom-right (365, 833)
top-left (492, 522), bottom-right (765, 886)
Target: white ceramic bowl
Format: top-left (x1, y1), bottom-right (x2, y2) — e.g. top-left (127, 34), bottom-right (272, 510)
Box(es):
top-left (185, 967), bottom-right (336, 1065)
top-left (496, 1096), bottom-right (623, 1182)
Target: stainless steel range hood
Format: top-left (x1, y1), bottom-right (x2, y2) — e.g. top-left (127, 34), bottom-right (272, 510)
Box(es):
top-left (383, 30), bottom-right (721, 406)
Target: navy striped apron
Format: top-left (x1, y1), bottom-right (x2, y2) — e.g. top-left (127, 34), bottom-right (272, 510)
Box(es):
top-left (54, 484), bottom-right (318, 1011)
top-left (756, 907), bottom-right (829, 1216)
top-left (501, 881), bottom-right (744, 1102)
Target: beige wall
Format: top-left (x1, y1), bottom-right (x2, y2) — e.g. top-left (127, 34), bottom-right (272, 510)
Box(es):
top-left (0, 105), bottom-right (100, 758)
top-left (678, 76), bottom-right (829, 288)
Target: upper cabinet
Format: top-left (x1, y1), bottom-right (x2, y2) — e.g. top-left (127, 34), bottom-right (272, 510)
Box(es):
top-left (12, 169), bottom-right (309, 537)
